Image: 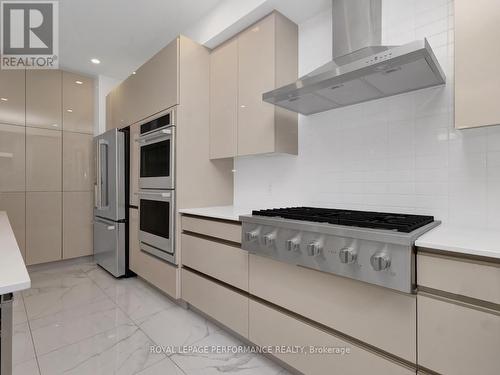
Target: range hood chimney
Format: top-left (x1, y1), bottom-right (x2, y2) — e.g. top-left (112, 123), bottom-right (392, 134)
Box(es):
top-left (263, 0), bottom-right (446, 115)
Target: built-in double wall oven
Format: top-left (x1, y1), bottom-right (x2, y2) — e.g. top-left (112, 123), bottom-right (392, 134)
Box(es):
top-left (137, 109), bottom-right (176, 264)
top-left (139, 111), bottom-right (175, 190)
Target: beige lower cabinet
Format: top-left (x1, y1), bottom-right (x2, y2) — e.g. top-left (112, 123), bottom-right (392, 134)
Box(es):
top-left (129, 208), bottom-right (178, 298)
top-left (249, 255), bottom-right (416, 362)
top-left (182, 269), bottom-right (249, 338)
top-left (129, 208), bottom-right (139, 271)
top-left (181, 215), bottom-right (241, 243)
top-left (0, 192), bottom-right (26, 259)
top-left (417, 252), bottom-right (500, 305)
top-left (0, 124), bottom-right (25, 192)
top-left (418, 293), bottom-right (500, 375)
top-left (181, 233), bottom-right (248, 291)
top-left (26, 127), bottom-right (62, 192)
top-left (26, 192), bottom-right (62, 265)
top-left (63, 192), bottom-right (93, 259)
top-left (249, 300), bottom-right (414, 375)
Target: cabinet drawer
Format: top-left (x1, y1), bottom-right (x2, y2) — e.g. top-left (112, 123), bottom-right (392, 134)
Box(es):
top-left (182, 269), bottom-right (248, 338)
top-left (181, 233), bottom-right (248, 291)
top-left (181, 215), bottom-right (241, 243)
top-left (135, 249), bottom-right (178, 299)
top-left (417, 252), bottom-right (500, 304)
top-left (418, 294), bottom-right (500, 375)
top-left (249, 300), bottom-right (414, 375)
top-left (249, 255), bottom-right (416, 362)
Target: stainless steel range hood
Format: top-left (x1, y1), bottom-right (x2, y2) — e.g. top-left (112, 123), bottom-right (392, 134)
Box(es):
top-left (263, 0), bottom-right (446, 115)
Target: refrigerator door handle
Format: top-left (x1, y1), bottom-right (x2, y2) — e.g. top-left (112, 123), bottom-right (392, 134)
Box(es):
top-left (98, 139), bottom-right (109, 209)
top-left (95, 140), bottom-right (102, 209)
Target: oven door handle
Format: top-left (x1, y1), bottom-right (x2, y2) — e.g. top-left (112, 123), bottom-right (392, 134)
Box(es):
top-left (136, 128), bottom-right (172, 144)
top-left (136, 191), bottom-right (172, 198)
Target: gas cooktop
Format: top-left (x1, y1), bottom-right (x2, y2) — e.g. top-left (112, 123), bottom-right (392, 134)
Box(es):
top-left (251, 207), bottom-right (434, 233)
top-left (241, 207), bottom-right (440, 293)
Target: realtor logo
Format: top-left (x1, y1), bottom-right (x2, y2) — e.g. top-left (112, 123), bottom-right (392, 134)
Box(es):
top-left (1, 1), bottom-right (59, 69)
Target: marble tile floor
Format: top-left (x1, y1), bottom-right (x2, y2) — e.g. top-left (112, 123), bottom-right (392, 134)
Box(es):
top-left (12, 260), bottom-right (292, 375)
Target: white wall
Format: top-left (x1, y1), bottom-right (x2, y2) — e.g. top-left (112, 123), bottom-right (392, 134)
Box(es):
top-left (94, 75), bottom-right (121, 135)
top-left (234, 0), bottom-right (500, 229)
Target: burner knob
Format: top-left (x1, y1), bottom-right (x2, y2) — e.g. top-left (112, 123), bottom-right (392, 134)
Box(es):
top-left (307, 241), bottom-right (322, 257)
top-left (370, 252), bottom-right (391, 271)
top-left (339, 247), bottom-right (357, 264)
top-left (244, 230), bottom-right (259, 242)
top-left (285, 238), bottom-right (300, 251)
top-left (262, 233), bottom-right (276, 247)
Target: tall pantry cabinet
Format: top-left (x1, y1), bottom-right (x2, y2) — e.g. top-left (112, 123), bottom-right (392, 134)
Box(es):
top-left (0, 69), bottom-right (95, 265)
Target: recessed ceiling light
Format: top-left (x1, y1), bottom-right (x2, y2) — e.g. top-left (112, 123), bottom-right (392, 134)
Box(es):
top-left (67, 109), bottom-right (73, 113)
top-left (0, 97), bottom-right (8, 101)
top-left (75, 80), bottom-right (83, 85)
top-left (52, 124), bottom-right (58, 127)
top-left (132, 71), bottom-right (136, 75)
top-left (90, 58), bottom-right (100, 64)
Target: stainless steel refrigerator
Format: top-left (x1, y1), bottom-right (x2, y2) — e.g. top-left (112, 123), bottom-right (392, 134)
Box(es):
top-left (93, 128), bottom-right (129, 277)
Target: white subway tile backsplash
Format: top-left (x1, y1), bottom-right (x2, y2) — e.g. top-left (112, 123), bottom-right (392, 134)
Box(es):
top-left (488, 152), bottom-right (500, 167)
top-left (487, 128), bottom-right (500, 151)
top-left (415, 0), bottom-right (449, 15)
top-left (487, 167), bottom-right (500, 181)
top-left (234, 0), bottom-right (500, 229)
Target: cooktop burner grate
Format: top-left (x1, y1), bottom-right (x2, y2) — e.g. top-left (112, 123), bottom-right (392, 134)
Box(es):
top-left (251, 207), bottom-right (434, 233)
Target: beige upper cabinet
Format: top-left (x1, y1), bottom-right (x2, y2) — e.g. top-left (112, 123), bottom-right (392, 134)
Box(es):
top-left (455, 0), bottom-right (500, 129)
top-left (209, 12), bottom-right (298, 159)
top-left (109, 37), bottom-right (179, 129)
top-left (210, 38), bottom-right (238, 159)
top-left (0, 70), bottom-right (25, 126)
top-left (238, 14), bottom-right (278, 156)
top-left (62, 72), bottom-right (94, 134)
top-left (26, 70), bottom-right (62, 130)
top-left (133, 38), bottom-right (179, 121)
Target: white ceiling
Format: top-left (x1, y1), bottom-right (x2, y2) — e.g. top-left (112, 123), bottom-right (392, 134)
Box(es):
top-left (58, 0), bottom-right (331, 80)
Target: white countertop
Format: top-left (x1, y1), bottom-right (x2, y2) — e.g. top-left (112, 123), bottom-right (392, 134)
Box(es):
top-left (179, 206), bottom-right (253, 221)
top-left (0, 211), bottom-right (31, 295)
top-left (179, 206), bottom-right (500, 260)
top-left (416, 224), bottom-right (500, 259)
